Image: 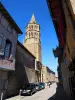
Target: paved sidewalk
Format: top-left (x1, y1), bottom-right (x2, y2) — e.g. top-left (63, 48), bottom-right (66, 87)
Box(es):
top-left (48, 84), bottom-right (72, 100)
top-left (6, 83), bottom-right (72, 100)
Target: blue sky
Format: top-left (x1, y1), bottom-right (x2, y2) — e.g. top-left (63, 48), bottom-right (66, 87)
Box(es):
top-left (2, 0), bottom-right (58, 75)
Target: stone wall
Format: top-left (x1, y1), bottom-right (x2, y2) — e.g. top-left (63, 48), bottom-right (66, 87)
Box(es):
top-left (16, 42), bottom-right (36, 83)
top-left (60, 0), bottom-right (75, 97)
top-left (7, 42), bottom-right (36, 96)
top-left (0, 71), bottom-right (8, 99)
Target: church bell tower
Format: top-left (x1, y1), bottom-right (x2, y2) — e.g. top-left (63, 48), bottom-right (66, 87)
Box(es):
top-left (24, 14), bottom-right (42, 62)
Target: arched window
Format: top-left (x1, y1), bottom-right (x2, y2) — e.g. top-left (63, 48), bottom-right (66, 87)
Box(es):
top-left (35, 25), bottom-right (36, 30)
top-left (31, 25), bottom-right (33, 29)
top-left (36, 26), bottom-right (39, 30)
top-left (29, 32), bottom-right (30, 38)
top-left (36, 33), bottom-right (38, 38)
top-left (35, 32), bottom-right (38, 38)
top-left (29, 25), bottom-right (33, 30)
top-left (31, 32), bottom-right (33, 37)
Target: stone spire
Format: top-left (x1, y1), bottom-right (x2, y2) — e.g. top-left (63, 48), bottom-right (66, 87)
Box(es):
top-left (30, 13), bottom-right (36, 23)
top-left (24, 13), bottom-right (42, 63)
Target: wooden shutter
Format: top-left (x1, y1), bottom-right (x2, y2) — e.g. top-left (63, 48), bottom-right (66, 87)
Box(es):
top-left (0, 36), bottom-right (6, 56)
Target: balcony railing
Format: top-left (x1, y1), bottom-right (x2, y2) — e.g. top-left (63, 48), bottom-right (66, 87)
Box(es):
top-left (0, 59), bottom-right (15, 71)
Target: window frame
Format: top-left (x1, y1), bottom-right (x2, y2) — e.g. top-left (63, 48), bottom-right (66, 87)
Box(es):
top-left (5, 39), bottom-right (12, 60)
top-left (0, 35), bottom-right (6, 56)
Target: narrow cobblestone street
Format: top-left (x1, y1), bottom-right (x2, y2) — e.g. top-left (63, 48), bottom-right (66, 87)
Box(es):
top-left (0, 1), bottom-right (75, 100)
top-left (6, 83), bottom-right (57, 100)
top-left (6, 83), bottom-right (71, 100)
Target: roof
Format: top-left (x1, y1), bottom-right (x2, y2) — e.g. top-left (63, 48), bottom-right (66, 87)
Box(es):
top-left (30, 13), bottom-right (36, 23)
top-left (17, 41), bottom-right (36, 59)
top-left (46, 66), bottom-right (55, 74)
top-left (47, 0), bottom-right (66, 47)
top-left (51, 70), bottom-right (55, 75)
top-left (0, 2), bottom-right (23, 34)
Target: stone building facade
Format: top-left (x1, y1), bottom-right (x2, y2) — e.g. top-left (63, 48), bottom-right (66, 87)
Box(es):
top-left (47, 0), bottom-right (75, 99)
top-left (46, 67), bottom-right (55, 82)
top-left (0, 2), bottom-right (22, 99)
top-left (60, 1), bottom-right (75, 98)
top-left (16, 41), bottom-right (36, 84)
top-left (7, 41), bottom-right (36, 96)
top-left (24, 14), bottom-right (42, 82)
top-left (55, 77), bottom-right (58, 83)
top-left (41, 65), bottom-right (48, 83)
top-left (41, 65), bottom-right (56, 83)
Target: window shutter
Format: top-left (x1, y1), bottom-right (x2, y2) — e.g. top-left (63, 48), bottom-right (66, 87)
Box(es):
top-left (5, 43), bottom-right (11, 59)
top-left (0, 36), bottom-right (6, 56)
top-left (11, 44), bottom-right (15, 57)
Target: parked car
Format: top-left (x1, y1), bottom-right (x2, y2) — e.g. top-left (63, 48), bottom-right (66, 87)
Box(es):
top-left (20, 83), bottom-right (36, 96)
top-left (39, 82), bottom-right (45, 89)
top-left (35, 84), bottom-right (40, 91)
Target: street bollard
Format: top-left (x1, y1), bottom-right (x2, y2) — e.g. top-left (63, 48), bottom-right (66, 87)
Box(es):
top-left (1, 93), bottom-right (3, 100)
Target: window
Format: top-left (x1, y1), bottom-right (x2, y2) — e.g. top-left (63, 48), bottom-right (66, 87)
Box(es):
top-left (7, 25), bottom-right (13, 33)
top-left (35, 32), bottom-right (36, 35)
top-left (29, 32), bottom-right (30, 38)
top-left (35, 32), bottom-right (37, 37)
top-left (37, 26), bottom-right (38, 29)
top-left (5, 40), bottom-right (12, 59)
top-left (35, 25), bottom-right (37, 30)
top-left (31, 25), bottom-right (33, 30)
top-left (31, 32), bottom-right (33, 37)
top-left (0, 36), bottom-right (6, 56)
top-left (29, 25), bottom-right (33, 30)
